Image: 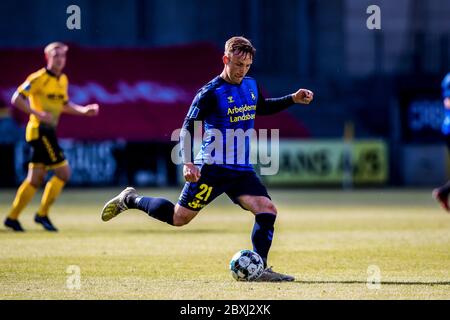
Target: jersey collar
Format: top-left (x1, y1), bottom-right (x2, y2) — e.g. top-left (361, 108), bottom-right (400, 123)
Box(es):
top-left (45, 68), bottom-right (61, 79)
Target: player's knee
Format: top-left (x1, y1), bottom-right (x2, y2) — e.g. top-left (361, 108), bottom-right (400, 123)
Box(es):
top-left (173, 214), bottom-right (190, 227)
top-left (28, 177), bottom-right (43, 188)
top-left (268, 202), bottom-right (278, 215)
top-left (60, 171), bottom-right (71, 182)
top-left (252, 198), bottom-right (277, 215)
top-left (173, 219), bottom-right (185, 227)
top-left (55, 166), bottom-right (71, 182)
top-left (28, 172), bottom-right (45, 188)
top-left (173, 207), bottom-right (197, 227)
top-left (262, 200), bottom-right (277, 215)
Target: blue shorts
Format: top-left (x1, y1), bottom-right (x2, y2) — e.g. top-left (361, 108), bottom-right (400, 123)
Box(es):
top-left (177, 164), bottom-right (271, 211)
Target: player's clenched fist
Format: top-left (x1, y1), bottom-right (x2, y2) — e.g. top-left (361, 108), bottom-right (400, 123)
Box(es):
top-left (83, 103), bottom-right (99, 116)
top-left (183, 162), bottom-right (201, 182)
top-left (292, 88), bottom-right (314, 104)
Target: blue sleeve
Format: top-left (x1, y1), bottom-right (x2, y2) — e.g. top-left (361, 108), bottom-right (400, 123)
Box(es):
top-left (180, 89), bottom-right (216, 163)
top-left (256, 85), bottom-right (294, 116)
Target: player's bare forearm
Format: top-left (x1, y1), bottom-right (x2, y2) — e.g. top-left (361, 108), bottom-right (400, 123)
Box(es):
top-left (11, 92), bottom-right (33, 114)
top-left (64, 101), bottom-right (99, 116)
top-left (63, 102), bottom-right (84, 115)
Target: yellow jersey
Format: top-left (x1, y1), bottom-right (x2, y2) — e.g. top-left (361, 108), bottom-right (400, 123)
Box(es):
top-left (16, 68), bottom-right (69, 141)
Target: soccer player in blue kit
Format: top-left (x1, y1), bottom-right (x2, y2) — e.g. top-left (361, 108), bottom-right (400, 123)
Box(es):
top-left (101, 36), bottom-right (314, 281)
top-left (433, 72), bottom-right (450, 212)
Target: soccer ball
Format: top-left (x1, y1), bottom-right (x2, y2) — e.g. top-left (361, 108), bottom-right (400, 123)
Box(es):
top-left (229, 250), bottom-right (264, 281)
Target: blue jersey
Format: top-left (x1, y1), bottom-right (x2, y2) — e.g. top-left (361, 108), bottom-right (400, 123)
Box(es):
top-left (181, 76), bottom-right (294, 171)
top-left (442, 110), bottom-right (450, 136)
top-left (442, 73), bottom-right (450, 136)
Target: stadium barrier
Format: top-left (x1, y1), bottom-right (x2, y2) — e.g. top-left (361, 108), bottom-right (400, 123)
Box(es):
top-left (256, 139), bottom-right (389, 186)
top-left (8, 140), bottom-right (177, 187)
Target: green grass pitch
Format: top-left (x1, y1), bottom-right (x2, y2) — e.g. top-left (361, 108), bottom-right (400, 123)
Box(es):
top-left (1, 188), bottom-right (449, 299)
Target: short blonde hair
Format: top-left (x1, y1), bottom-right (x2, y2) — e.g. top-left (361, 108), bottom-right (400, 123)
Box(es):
top-left (224, 36), bottom-right (256, 58)
top-left (44, 42), bottom-right (68, 56)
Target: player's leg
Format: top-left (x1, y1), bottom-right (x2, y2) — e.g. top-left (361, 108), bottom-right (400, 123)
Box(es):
top-left (4, 133), bottom-right (48, 231)
top-left (33, 125), bottom-right (69, 231)
top-left (101, 187), bottom-right (203, 226)
top-left (38, 163), bottom-right (70, 217)
top-left (237, 194), bottom-right (294, 281)
top-left (125, 195), bottom-right (199, 226)
top-left (4, 165), bottom-right (46, 231)
top-left (101, 165), bottom-right (223, 226)
top-left (433, 135), bottom-right (450, 212)
top-left (433, 184), bottom-right (450, 211)
top-left (34, 163), bottom-right (70, 231)
top-left (172, 204), bottom-right (198, 226)
top-left (227, 170), bottom-right (294, 281)
top-left (237, 195), bottom-right (277, 267)
top-left (126, 191), bottom-right (177, 225)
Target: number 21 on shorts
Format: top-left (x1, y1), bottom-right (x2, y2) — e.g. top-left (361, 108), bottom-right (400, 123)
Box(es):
top-left (195, 184), bottom-right (213, 202)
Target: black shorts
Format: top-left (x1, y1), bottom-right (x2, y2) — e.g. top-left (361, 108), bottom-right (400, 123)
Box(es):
top-left (177, 164), bottom-right (271, 211)
top-left (28, 125), bottom-right (67, 169)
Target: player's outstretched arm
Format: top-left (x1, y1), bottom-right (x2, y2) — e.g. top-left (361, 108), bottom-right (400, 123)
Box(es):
top-left (256, 86), bottom-right (314, 116)
top-left (63, 101), bottom-right (99, 116)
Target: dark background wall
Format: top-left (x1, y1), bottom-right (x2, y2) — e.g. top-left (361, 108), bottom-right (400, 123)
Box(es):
top-left (3, 0), bottom-right (448, 137)
top-left (1, 0), bottom-right (449, 186)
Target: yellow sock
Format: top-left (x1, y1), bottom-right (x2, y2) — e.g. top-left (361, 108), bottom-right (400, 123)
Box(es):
top-left (37, 176), bottom-right (66, 217)
top-left (8, 180), bottom-right (37, 220)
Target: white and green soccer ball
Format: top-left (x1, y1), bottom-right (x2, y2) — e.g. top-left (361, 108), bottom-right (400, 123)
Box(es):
top-left (229, 250), bottom-right (264, 281)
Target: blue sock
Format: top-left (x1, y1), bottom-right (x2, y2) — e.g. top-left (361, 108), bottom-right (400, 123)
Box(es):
top-left (251, 213), bottom-right (276, 268)
top-left (127, 195), bottom-right (174, 225)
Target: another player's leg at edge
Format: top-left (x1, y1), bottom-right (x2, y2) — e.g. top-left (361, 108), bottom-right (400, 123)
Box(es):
top-left (101, 185), bottom-right (295, 282)
top-left (432, 184), bottom-right (450, 212)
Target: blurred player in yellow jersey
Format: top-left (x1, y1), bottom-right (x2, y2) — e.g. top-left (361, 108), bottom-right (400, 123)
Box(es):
top-left (4, 42), bottom-right (99, 232)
